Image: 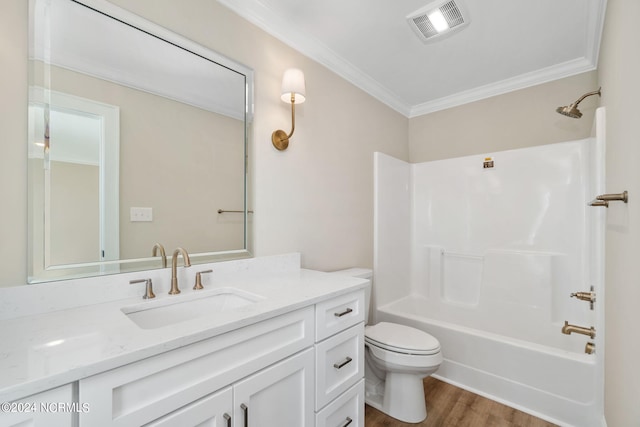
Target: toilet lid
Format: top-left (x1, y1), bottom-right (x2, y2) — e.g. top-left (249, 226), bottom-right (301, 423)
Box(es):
top-left (365, 322), bottom-right (440, 355)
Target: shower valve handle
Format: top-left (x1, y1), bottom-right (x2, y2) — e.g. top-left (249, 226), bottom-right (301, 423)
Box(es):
top-left (570, 291), bottom-right (595, 303)
top-left (570, 290), bottom-right (595, 310)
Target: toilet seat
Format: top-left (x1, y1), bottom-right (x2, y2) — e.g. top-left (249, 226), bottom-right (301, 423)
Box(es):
top-left (367, 342), bottom-right (443, 370)
top-left (365, 322), bottom-right (440, 355)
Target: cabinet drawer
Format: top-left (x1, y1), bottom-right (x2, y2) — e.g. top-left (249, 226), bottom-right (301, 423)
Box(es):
top-left (315, 290), bottom-right (365, 341)
top-left (80, 307), bottom-right (313, 427)
top-left (315, 323), bottom-right (364, 410)
top-left (315, 380), bottom-right (364, 427)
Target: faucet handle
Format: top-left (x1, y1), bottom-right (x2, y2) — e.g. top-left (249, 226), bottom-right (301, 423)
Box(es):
top-left (570, 289), bottom-right (596, 310)
top-left (194, 269), bottom-right (213, 290)
top-left (130, 278), bottom-right (155, 299)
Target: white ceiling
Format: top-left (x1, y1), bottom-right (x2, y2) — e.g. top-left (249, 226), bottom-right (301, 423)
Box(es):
top-left (218, 0), bottom-right (607, 117)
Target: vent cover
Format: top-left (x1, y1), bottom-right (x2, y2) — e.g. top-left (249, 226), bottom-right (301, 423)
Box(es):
top-left (408, 0), bottom-right (470, 43)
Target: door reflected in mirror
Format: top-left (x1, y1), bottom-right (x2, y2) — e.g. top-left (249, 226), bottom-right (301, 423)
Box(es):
top-left (28, 0), bottom-right (253, 283)
top-left (29, 90), bottom-right (120, 268)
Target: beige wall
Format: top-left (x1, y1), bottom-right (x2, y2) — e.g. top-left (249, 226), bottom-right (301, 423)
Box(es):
top-left (598, 0), bottom-right (640, 425)
top-left (0, 0), bottom-right (28, 286)
top-left (0, 0), bottom-right (408, 286)
top-left (409, 72), bottom-right (599, 162)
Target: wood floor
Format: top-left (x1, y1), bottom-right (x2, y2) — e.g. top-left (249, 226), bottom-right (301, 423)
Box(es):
top-left (364, 377), bottom-right (558, 427)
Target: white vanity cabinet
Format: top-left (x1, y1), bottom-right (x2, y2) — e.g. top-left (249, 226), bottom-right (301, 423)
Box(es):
top-left (3, 286), bottom-right (368, 427)
top-left (0, 257), bottom-right (371, 427)
top-left (146, 348), bottom-right (315, 427)
top-left (314, 290), bottom-right (366, 427)
top-left (0, 384), bottom-right (75, 427)
top-left (79, 307), bottom-right (314, 426)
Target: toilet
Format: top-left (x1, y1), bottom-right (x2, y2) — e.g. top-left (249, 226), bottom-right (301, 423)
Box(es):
top-left (330, 268), bottom-right (443, 423)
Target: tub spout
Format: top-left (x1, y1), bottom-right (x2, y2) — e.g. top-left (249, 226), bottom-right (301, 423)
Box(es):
top-left (562, 321), bottom-right (595, 339)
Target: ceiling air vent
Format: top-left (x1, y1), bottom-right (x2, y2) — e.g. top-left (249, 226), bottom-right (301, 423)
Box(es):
top-left (407, 0), bottom-right (470, 43)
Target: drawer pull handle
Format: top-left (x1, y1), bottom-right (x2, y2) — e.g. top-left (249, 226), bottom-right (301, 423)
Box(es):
top-left (333, 357), bottom-right (353, 369)
top-left (223, 413), bottom-right (231, 427)
top-left (341, 417), bottom-right (353, 427)
top-left (241, 403), bottom-right (248, 427)
top-left (334, 308), bottom-right (353, 317)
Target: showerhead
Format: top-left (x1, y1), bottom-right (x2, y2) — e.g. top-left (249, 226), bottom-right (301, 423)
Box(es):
top-left (556, 87), bottom-right (601, 119)
top-left (556, 104), bottom-right (583, 119)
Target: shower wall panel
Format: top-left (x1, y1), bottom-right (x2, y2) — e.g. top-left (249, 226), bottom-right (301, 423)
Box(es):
top-left (373, 152), bottom-right (412, 314)
top-left (410, 140), bottom-right (594, 338)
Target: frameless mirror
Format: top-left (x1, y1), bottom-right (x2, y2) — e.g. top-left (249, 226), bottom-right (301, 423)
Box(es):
top-left (28, 0), bottom-right (253, 282)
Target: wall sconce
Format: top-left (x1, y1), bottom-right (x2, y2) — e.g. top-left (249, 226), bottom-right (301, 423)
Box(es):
top-left (272, 68), bottom-right (305, 151)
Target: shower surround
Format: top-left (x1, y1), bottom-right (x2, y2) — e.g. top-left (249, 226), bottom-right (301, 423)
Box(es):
top-left (373, 109), bottom-right (605, 427)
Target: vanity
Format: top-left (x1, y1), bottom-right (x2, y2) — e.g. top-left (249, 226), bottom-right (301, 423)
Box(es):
top-left (0, 254), bottom-right (368, 427)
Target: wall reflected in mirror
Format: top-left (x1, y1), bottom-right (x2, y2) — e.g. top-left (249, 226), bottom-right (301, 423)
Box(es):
top-left (28, 0), bottom-right (253, 283)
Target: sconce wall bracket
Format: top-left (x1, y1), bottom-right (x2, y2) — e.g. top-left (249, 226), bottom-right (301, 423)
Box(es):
top-left (272, 94), bottom-right (296, 151)
top-left (272, 129), bottom-right (290, 151)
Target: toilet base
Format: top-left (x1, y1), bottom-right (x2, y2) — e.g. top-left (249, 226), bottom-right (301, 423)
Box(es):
top-left (384, 372), bottom-right (427, 423)
top-left (365, 373), bottom-right (427, 423)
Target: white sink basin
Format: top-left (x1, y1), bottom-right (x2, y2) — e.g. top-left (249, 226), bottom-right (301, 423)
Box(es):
top-left (121, 288), bottom-right (263, 329)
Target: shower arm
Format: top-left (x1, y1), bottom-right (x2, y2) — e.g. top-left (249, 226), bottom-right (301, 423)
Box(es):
top-left (570, 89), bottom-right (601, 107)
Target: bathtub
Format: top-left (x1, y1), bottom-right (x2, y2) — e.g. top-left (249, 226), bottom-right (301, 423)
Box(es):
top-left (377, 295), bottom-right (600, 427)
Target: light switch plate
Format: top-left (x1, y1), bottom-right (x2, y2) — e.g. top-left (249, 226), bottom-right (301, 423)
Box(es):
top-left (130, 207), bottom-right (153, 222)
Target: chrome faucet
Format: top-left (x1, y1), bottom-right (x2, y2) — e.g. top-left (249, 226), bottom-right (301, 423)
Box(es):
top-left (152, 243), bottom-right (167, 268)
top-left (169, 247), bottom-right (191, 295)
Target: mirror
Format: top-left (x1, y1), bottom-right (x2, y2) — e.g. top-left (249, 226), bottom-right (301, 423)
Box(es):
top-left (28, 0), bottom-right (253, 283)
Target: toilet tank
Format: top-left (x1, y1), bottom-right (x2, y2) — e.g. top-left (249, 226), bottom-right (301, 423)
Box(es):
top-left (329, 268), bottom-right (373, 325)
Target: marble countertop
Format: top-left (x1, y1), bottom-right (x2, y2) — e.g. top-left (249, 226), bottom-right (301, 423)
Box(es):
top-left (0, 268), bottom-right (368, 402)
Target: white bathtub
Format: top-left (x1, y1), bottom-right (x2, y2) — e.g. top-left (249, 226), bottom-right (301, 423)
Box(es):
top-left (377, 295), bottom-right (600, 427)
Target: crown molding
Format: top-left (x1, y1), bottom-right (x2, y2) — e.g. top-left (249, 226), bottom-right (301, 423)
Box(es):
top-left (219, 0), bottom-right (605, 119)
top-left (408, 57), bottom-right (597, 117)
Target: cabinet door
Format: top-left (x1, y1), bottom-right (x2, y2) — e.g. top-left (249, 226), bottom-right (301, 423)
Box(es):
top-left (233, 348), bottom-right (314, 427)
top-left (0, 384), bottom-right (75, 427)
top-left (145, 386), bottom-right (232, 427)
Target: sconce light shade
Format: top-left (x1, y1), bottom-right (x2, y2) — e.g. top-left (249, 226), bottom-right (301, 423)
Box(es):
top-left (272, 68), bottom-right (306, 151)
top-left (280, 68), bottom-right (306, 104)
